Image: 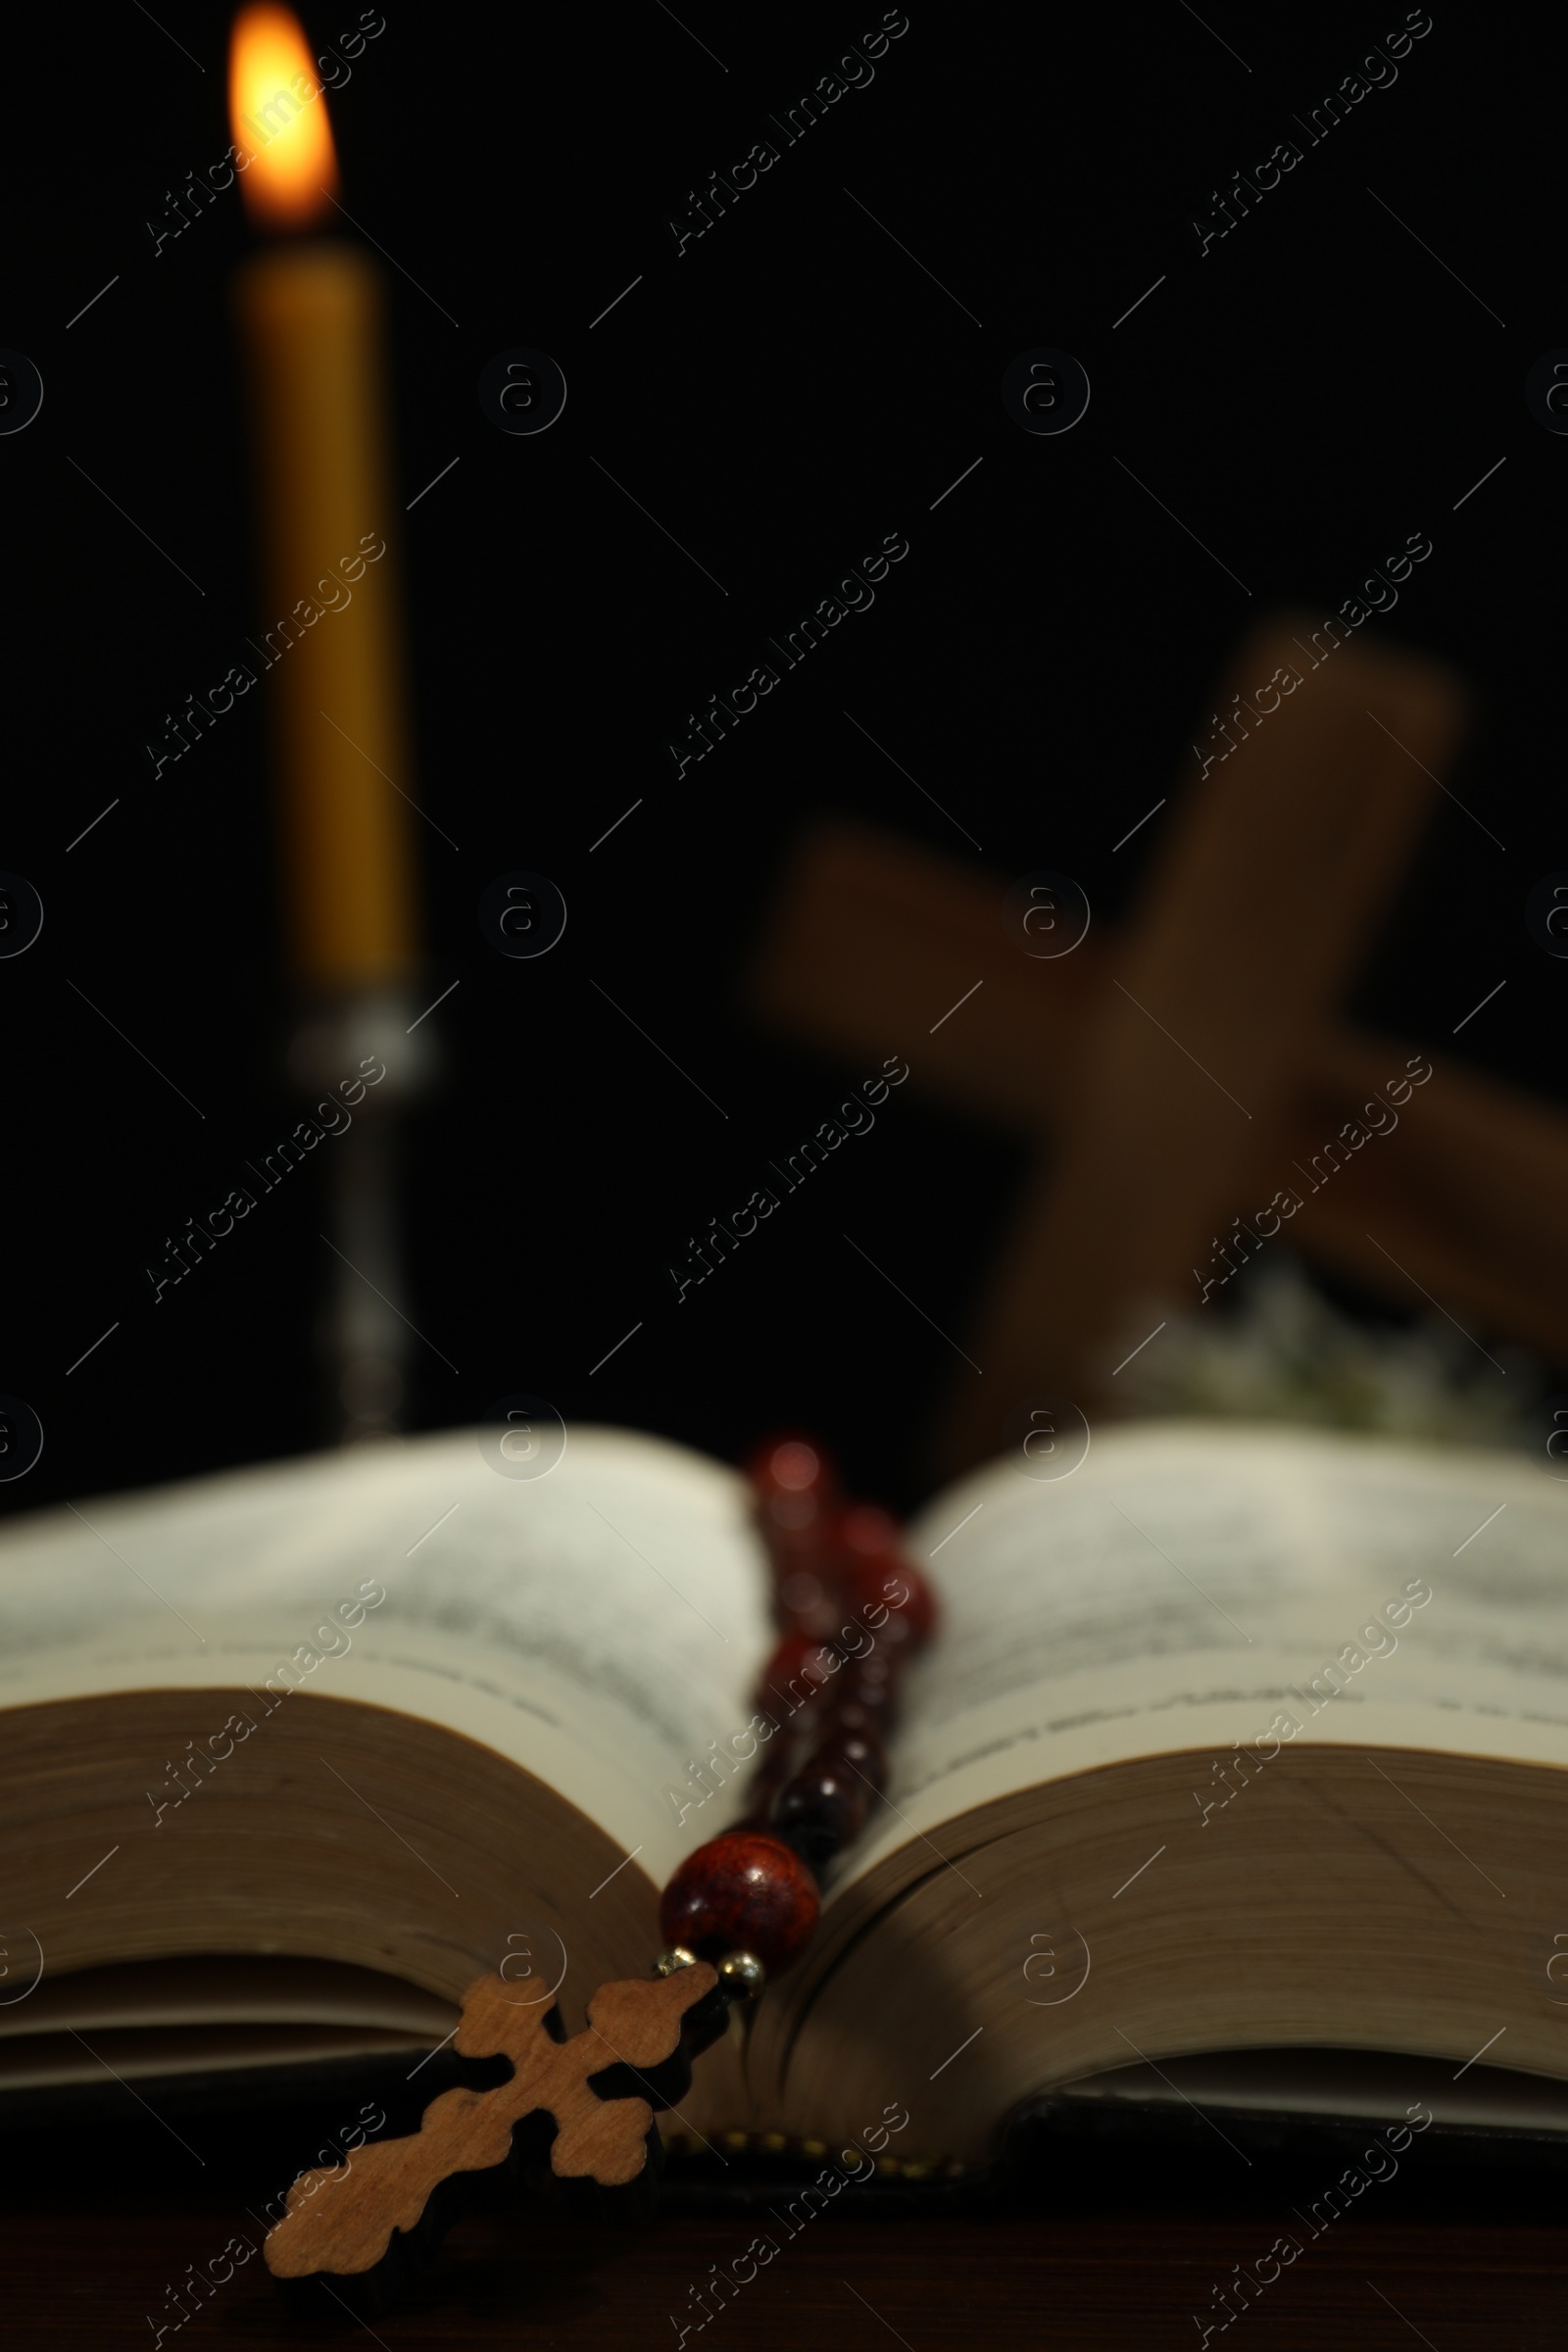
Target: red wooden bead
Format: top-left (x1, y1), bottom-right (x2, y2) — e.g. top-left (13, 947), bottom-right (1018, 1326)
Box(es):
top-left (746, 1433), bottom-right (838, 1502)
top-left (772, 1566), bottom-right (840, 1637)
top-left (898, 1566), bottom-right (939, 1646)
top-left (868, 1606), bottom-right (916, 1659)
top-left (659, 1832), bottom-right (820, 1975)
top-left (822, 1697), bottom-right (889, 1759)
top-left (844, 1554), bottom-right (939, 1647)
top-left (829, 1605), bottom-right (913, 1678)
top-left (756, 1630), bottom-right (838, 1711)
top-left (749, 1437), bottom-right (837, 1543)
top-left (824, 1508), bottom-right (897, 1606)
top-left (833, 1656), bottom-right (903, 1733)
top-left (759, 1488), bottom-right (822, 1538)
top-left (834, 1502), bottom-right (901, 1558)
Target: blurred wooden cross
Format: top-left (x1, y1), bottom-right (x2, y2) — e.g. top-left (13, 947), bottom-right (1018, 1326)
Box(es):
top-left (747, 618), bottom-right (1568, 1475)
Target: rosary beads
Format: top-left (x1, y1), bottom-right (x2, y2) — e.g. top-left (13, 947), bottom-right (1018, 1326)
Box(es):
top-left (657, 1434), bottom-right (938, 1984)
top-left (264, 1433), bottom-right (937, 2306)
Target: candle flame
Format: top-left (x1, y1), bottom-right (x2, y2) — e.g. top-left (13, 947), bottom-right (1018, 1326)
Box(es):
top-left (229, 5), bottom-right (339, 230)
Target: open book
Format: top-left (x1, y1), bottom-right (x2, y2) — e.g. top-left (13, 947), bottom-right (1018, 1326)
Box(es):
top-left (4, 1420), bottom-right (1568, 2160)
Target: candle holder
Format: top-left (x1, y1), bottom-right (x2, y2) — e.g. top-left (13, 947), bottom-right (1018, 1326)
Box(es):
top-left (286, 987), bottom-right (438, 1445)
top-left (229, 5), bottom-right (432, 1446)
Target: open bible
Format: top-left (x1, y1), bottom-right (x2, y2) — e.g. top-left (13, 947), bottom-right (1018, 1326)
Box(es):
top-left (4, 1420), bottom-right (1568, 2159)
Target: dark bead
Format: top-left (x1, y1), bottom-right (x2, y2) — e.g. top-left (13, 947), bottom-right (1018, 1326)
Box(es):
top-left (833, 1502), bottom-right (901, 1559)
top-left (773, 1745), bottom-right (872, 1874)
top-left (844, 1555), bottom-right (939, 1648)
top-left (731, 1724), bottom-right (804, 1830)
top-left (892, 1562), bottom-right (939, 1646)
top-left (822, 1697), bottom-right (888, 1754)
top-left (746, 1433), bottom-right (838, 1503)
top-left (839, 1555), bottom-right (902, 1621)
top-left (772, 1566), bottom-right (840, 1638)
top-left (871, 1607), bottom-right (916, 1660)
top-left (789, 1693), bottom-right (888, 1768)
top-left (834, 1658), bottom-right (902, 1732)
top-left (758, 1526), bottom-right (829, 1599)
top-left (759, 1487), bottom-right (823, 1538)
top-left (773, 1688), bottom-right (831, 1752)
top-left (846, 1636), bottom-right (902, 1685)
top-left (784, 1699), bottom-right (889, 1785)
top-left (756, 1629), bottom-right (838, 1713)
top-left (827, 1729), bottom-right (889, 1795)
top-left (659, 1832), bottom-right (820, 1976)
top-left (835, 1607), bottom-right (913, 1676)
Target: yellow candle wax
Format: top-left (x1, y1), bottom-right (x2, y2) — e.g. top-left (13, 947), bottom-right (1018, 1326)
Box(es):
top-left (234, 242), bottom-right (418, 989)
top-left (230, 3), bottom-right (418, 993)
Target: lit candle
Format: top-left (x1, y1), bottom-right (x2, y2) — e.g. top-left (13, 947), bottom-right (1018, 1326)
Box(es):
top-left (229, 4), bottom-right (418, 992)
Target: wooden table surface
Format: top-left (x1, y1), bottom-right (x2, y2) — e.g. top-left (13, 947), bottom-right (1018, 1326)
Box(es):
top-left (6, 2200), bottom-right (1567, 2348)
top-left (5, 2099), bottom-right (1567, 2349)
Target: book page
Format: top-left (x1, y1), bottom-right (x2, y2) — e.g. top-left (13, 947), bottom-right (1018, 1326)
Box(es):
top-left (0, 1426), bottom-right (767, 1879)
top-left (844, 1420), bottom-right (1568, 1881)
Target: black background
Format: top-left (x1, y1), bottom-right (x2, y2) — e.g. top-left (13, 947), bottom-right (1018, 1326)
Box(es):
top-left (2, 0), bottom-right (1559, 1520)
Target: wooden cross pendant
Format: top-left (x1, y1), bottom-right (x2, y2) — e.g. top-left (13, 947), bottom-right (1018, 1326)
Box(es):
top-left (264, 1962), bottom-right (723, 2315)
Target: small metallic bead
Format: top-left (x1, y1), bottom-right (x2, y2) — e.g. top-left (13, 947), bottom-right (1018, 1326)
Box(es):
top-left (760, 2130), bottom-right (789, 2154)
top-left (716, 1948), bottom-right (766, 1999)
top-left (652, 1945), bottom-right (699, 1977)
